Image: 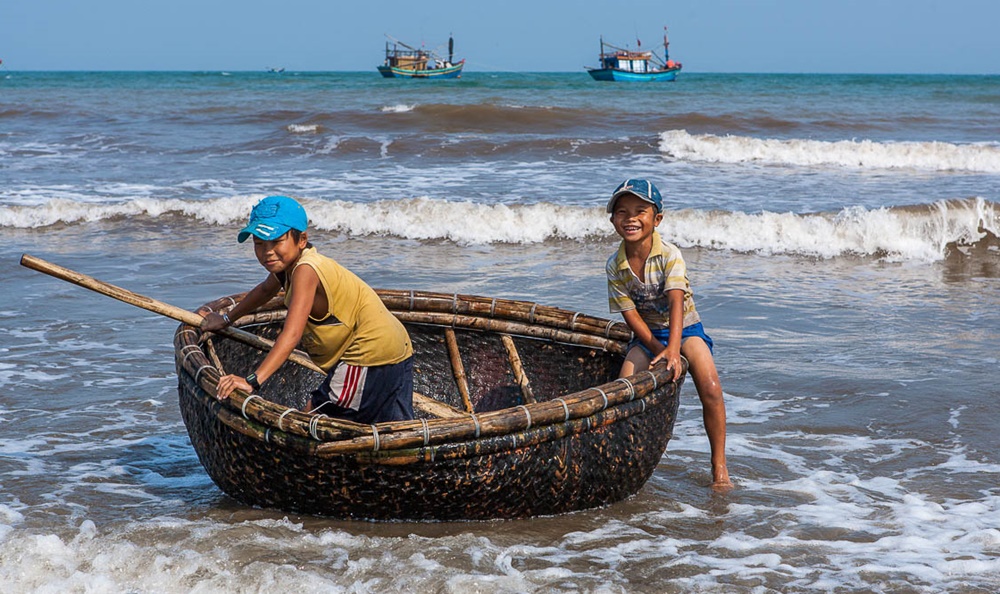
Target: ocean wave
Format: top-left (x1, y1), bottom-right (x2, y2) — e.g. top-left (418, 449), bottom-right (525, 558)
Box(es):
top-left (379, 104), bottom-right (416, 113)
top-left (660, 130), bottom-right (1000, 172)
top-left (389, 103), bottom-right (586, 133)
top-left (665, 198), bottom-right (999, 261)
top-left (2, 196), bottom-right (996, 262)
top-left (286, 123), bottom-right (321, 134)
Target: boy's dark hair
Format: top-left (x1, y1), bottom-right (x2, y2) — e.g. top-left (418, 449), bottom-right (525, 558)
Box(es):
top-left (289, 229), bottom-right (313, 249)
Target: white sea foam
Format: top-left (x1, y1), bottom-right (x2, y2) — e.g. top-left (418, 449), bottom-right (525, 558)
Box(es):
top-left (660, 129), bottom-right (1000, 172)
top-left (286, 124), bottom-right (320, 134)
top-left (0, 346), bottom-right (996, 593)
top-left (2, 196), bottom-right (996, 261)
top-left (380, 104), bottom-right (416, 113)
top-left (665, 197), bottom-right (998, 261)
top-left (304, 197), bottom-right (607, 244)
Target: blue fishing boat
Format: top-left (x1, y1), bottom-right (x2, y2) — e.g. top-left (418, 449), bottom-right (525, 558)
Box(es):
top-left (377, 35), bottom-right (464, 79)
top-left (586, 28), bottom-right (682, 82)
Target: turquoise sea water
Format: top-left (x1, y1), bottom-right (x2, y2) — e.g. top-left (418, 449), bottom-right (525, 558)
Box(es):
top-left (1, 71), bottom-right (999, 592)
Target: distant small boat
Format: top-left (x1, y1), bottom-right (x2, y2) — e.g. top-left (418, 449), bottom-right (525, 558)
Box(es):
top-left (377, 34), bottom-right (464, 79)
top-left (266, 67), bottom-right (285, 73)
top-left (586, 27), bottom-right (682, 82)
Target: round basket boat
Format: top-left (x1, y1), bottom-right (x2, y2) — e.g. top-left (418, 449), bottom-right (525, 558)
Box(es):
top-left (174, 290), bottom-right (684, 521)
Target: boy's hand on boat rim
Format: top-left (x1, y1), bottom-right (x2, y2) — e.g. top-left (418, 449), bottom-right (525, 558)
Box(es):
top-left (651, 351), bottom-right (683, 382)
top-left (216, 374), bottom-right (252, 400)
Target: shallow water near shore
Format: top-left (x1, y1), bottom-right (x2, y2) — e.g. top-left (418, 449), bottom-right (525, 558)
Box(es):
top-left (2, 71), bottom-right (1000, 592)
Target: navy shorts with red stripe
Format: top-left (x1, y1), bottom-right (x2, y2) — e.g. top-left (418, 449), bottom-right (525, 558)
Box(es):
top-left (310, 357), bottom-right (414, 424)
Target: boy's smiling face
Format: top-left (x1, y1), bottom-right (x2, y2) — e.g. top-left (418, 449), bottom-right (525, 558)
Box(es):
top-left (253, 231), bottom-right (308, 274)
top-left (610, 193), bottom-right (663, 243)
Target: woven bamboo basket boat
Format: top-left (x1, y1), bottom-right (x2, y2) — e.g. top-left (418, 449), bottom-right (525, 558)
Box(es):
top-left (174, 289), bottom-right (684, 521)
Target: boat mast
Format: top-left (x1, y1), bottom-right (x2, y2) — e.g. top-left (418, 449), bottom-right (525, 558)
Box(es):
top-left (449, 34), bottom-right (454, 64)
top-left (663, 27), bottom-right (670, 63)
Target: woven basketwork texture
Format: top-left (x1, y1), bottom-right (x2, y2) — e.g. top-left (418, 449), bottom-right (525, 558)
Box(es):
top-left (175, 290), bottom-right (683, 520)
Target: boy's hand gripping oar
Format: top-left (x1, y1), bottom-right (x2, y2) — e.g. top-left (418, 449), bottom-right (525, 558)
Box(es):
top-left (19, 253), bottom-right (324, 374)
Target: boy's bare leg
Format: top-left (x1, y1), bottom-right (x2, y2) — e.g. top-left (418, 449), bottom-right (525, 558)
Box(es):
top-left (682, 337), bottom-right (733, 490)
top-left (619, 346), bottom-right (652, 378)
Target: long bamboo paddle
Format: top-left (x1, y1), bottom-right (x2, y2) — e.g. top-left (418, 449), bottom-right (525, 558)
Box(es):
top-left (19, 253), bottom-right (466, 420)
top-left (19, 253), bottom-right (323, 373)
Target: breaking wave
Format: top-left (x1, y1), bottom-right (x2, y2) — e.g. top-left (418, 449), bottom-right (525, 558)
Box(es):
top-left (2, 196), bottom-right (996, 262)
top-left (660, 130), bottom-right (1000, 172)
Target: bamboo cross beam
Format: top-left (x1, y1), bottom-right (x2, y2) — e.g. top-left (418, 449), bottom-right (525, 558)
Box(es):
top-left (444, 328), bottom-right (474, 413)
top-left (500, 334), bottom-right (535, 404)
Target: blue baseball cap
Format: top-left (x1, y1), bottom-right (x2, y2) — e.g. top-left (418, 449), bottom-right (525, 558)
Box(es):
top-left (606, 179), bottom-right (663, 213)
top-left (237, 196), bottom-right (308, 243)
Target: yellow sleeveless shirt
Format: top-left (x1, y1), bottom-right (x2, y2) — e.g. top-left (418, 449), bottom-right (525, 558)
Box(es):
top-left (283, 247), bottom-right (412, 371)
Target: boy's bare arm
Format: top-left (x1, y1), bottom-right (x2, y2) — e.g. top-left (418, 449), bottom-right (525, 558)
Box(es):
top-left (650, 289), bottom-right (685, 381)
top-left (621, 309), bottom-right (664, 356)
top-left (253, 266), bottom-right (319, 385)
top-left (199, 274), bottom-right (280, 331)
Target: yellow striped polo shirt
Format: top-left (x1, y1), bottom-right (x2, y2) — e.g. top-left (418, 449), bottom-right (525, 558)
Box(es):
top-left (606, 231), bottom-right (700, 331)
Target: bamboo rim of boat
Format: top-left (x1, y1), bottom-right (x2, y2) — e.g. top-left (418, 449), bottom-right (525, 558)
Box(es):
top-left (175, 289), bottom-right (679, 459)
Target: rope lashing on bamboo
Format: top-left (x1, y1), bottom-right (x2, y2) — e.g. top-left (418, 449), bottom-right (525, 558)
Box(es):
top-left (182, 341), bottom-right (213, 384)
top-left (309, 414), bottom-right (328, 440)
top-left (180, 344), bottom-right (202, 364)
top-left (194, 364), bottom-right (214, 385)
top-left (444, 327), bottom-right (474, 412)
top-left (500, 334), bottom-right (534, 403)
top-left (371, 425), bottom-right (380, 452)
top-left (278, 407), bottom-right (295, 431)
top-left (595, 387), bottom-right (609, 411)
top-left (557, 397), bottom-right (570, 422)
top-left (242, 394), bottom-right (263, 419)
top-left (616, 377), bottom-right (636, 401)
top-left (518, 404), bottom-right (532, 430)
top-left (420, 418), bottom-right (430, 446)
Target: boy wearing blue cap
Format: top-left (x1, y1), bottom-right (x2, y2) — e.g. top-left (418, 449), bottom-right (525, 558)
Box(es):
top-left (606, 179), bottom-right (732, 490)
top-left (200, 195), bottom-right (414, 424)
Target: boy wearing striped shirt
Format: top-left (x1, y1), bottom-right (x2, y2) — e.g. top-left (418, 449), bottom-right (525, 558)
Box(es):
top-left (606, 179), bottom-right (732, 490)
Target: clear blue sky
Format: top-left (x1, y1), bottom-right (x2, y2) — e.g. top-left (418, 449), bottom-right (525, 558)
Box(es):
top-left (4, 0), bottom-right (999, 74)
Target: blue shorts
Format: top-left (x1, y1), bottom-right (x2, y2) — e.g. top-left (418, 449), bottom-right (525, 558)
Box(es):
top-left (628, 322), bottom-right (714, 359)
top-left (310, 357), bottom-right (414, 424)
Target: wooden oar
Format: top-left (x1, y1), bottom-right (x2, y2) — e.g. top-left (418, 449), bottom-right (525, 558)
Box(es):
top-left (19, 253), bottom-right (321, 372)
top-left (19, 253), bottom-right (466, 419)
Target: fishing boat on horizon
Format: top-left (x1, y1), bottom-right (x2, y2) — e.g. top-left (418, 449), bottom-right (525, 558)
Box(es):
top-left (377, 34), bottom-right (464, 79)
top-left (586, 27), bottom-right (682, 82)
